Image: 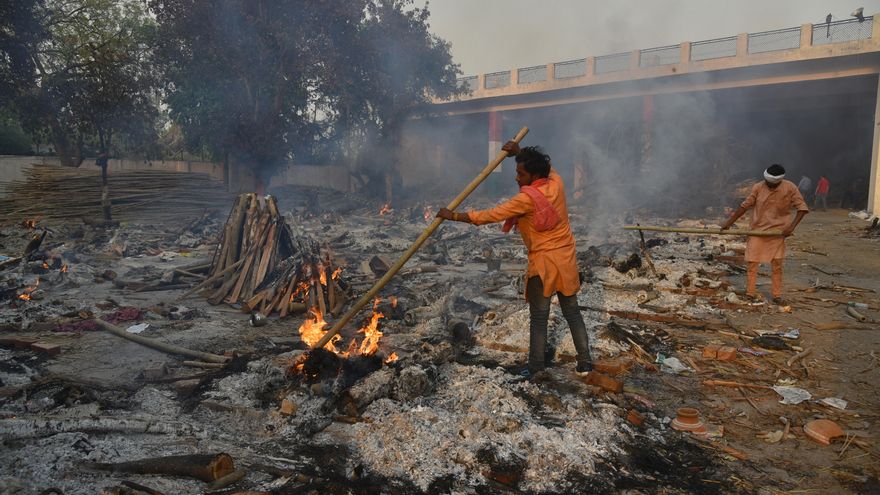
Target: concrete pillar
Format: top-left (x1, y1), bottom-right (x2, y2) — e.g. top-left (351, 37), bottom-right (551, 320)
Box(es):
top-left (489, 110), bottom-right (503, 173)
top-left (546, 63), bottom-right (554, 81)
top-left (736, 33), bottom-right (749, 57)
top-left (680, 42), bottom-right (691, 64)
top-left (630, 50), bottom-right (641, 70)
top-left (586, 56), bottom-right (596, 76)
top-left (513, 67), bottom-right (520, 85)
top-left (869, 75), bottom-right (880, 215)
top-left (800, 24), bottom-right (813, 48)
top-left (477, 74), bottom-right (486, 92)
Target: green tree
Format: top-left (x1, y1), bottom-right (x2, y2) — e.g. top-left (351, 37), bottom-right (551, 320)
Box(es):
top-left (1, 0), bottom-right (160, 165)
top-left (150, 0), bottom-right (460, 185)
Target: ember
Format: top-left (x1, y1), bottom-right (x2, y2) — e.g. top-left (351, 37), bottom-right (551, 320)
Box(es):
top-left (21, 219), bottom-right (37, 229)
top-left (18, 277), bottom-right (40, 301)
top-left (423, 205), bottom-right (433, 222)
top-left (379, 203), bottom-right (392, 216)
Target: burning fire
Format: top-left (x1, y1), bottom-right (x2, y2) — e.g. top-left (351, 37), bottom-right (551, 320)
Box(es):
top-left (379, 203), bottom-right (392, 216)
top-left (389, 295), bottom-right (398, 308)
top-left (331, 267), bottom-right (342, 280)
top-left (357, 310), bottom-right (385, 356)
top-left (295, 297), bottom-right (390, 360)
top-left (423, 205), bottom-right (433, 222)
top-left (21, 219), bottom-right (37, 229)
top-left (384, 352), bottom-right (399, 364)
top-left (42, 262), bottom-right (49, 270)
top-left (318, 263), bottom-right (327, 286)
top-left (297, 309), bottom-right (341, 353)
top-left (18, 277), bottom-right (40, 301)
top-left (60, 264), bottom-right (68, 273)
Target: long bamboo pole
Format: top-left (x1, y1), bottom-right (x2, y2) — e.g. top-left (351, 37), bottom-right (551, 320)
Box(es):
top-left (623, 225), bottom-right (783, 237)
top-left (314, 127), bottom-right (530, 349)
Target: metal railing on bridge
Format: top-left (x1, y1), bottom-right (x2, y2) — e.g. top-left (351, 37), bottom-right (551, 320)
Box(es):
top-left (553, 58), bottom-right (587, 79)
top-left (748, 26), bottom-right (801, 54)
top-left (484, 70), bottom-right (511, 89)
top-left (639, 44), bottom-right (680, 67)
top-left (457, 76), bottom-right (478, 92)
top-left (517, 65), bottom-right (547, 84)
top-left (594, 52), bottom-right (630, 74)
top-left (812, 17), bottom-right (873, 45)
top-left (690, 36), bottom-right (738, 61)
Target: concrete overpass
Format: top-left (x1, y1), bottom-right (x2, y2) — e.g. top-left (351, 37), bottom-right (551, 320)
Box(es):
top-left (430, 15), bottom-right (880, 216)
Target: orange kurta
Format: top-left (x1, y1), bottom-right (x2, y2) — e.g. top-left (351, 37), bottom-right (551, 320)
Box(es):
top-left (468, 169), bottom-right (579, 298)
top-left (741, 179), bottom-right (809, 263)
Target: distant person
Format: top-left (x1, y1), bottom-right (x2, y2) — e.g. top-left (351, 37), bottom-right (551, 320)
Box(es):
top-left (814, 175), bottom-right (830, 211)
top-left (95, 149), bottom-right (109, 169)
top-left (437, 142), bottom-right (593, 378)
top-left (852, 7), bottom-right (865, 22)
top-left (720, 164), bottom-right (809, 305)
top-left (797, 175), bottom-right (812, 203)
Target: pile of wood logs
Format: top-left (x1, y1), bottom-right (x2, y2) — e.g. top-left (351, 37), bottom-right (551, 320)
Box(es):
top-left (0, 164), bottom-right (233, 225)
top-left (183, 193), bottom-right (348, 317)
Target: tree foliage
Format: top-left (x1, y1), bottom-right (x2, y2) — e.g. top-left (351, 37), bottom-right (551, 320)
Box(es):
top-left (150, 0), bottom-right (461, 180)
top-left (1, 0), bottom-right (160, 164)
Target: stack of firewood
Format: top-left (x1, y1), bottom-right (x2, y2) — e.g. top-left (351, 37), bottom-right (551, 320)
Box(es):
top-left (183, 193), bottom-right (348, 317)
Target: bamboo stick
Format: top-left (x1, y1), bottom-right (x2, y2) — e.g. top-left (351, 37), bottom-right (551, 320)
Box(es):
top-left (93, 319), bottom-right (228, 363)
top-left (314, 127), bottom-right (529, 349)
top-left (623, 225), bottom-right (783, 237)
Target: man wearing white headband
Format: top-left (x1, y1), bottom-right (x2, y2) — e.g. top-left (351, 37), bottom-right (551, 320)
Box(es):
top-left (720, 164), bottom-right (809, 304)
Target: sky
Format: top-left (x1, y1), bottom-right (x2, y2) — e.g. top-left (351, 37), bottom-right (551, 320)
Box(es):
top-left (426, 0), bottom-right (880, 75)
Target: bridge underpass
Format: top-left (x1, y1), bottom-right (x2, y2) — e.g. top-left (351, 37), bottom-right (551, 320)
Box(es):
top-left (405, 15), bottom-right (880, 216)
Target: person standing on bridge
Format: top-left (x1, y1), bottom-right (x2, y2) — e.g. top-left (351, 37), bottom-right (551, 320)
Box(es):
top-left (720, 164), bottom-right (809, 305)
top-left (437, 142), bottom-right (593, 378)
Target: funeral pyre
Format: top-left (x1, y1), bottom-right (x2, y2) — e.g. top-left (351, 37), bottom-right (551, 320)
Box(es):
top-left (1, 190), bottom-right (877, 494)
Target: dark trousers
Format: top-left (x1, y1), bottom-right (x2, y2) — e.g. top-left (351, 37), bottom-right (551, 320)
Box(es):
top-left (526, 276), bottom-right (593, 372)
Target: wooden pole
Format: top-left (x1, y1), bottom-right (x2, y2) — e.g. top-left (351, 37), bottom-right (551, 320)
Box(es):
top-left (623, 225), bottom-right (783, 237)
top-left (93, 319), bottom-right (229, 363)
top-left (314, 127), bottom-right (530, 349)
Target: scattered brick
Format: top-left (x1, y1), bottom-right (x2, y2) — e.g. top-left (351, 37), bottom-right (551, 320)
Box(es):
top-left (30, 342), bottom-right (61, 357)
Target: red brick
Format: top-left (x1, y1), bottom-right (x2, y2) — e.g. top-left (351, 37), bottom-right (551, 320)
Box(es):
top-left (626, 409), bottom-right (645, 427)
top-left (0, 337), bottom-right (38, 350)
top-left (593, 356), bottom-right (635, 376)
top-left (716, 346), bottom-right (737, 361)
top-left (702, 344), bottom-right (720, 359)
top-left (584, 372), bottom-right (623, 393)
top-left (30, 342), bottom-right (61, 356)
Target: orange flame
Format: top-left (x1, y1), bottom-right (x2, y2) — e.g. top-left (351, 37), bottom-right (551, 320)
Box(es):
top-left (42, 262), bottom-right (49, 270)
top-left (379, 203), bottom-right (392, 216)
top-left (18, 277), bottom-right (40, 301)
top-left (297, 309), bottom-right (341, 353)
top-left (384, 352), bottom-right (399, 364)
top-left (319, 271), bottom-right (327, 286)
top-left (331, 267), bottom-right (342, 280)
top-left (357, 311), bottom-right (385, 356)
top-left (60, 264), bottom-right (69, 273)
top-left (389, 295), bottom-right (398, 308)
top-left (21, 219), bottom-right (37, 229)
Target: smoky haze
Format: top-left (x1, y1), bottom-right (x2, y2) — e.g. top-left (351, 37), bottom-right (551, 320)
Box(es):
top-left (394, 1), bottom-right (876, 240)
top-left (428, 0), bottom-right (880, 75)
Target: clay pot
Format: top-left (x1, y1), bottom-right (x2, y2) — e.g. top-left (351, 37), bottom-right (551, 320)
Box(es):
top-left (804, 419), bottom-right (845, 445)
top-left (671, 407), bottom-right (707, 433)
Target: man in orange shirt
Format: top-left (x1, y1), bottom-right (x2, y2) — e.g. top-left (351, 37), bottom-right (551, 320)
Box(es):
top-left (721, 164), bottom-right (809, 304)
top-left (437, 142), bottom-right (593, 376)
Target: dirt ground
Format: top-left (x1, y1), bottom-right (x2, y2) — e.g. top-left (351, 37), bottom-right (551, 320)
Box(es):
top-left (1, 203), bottom-right (878, 494)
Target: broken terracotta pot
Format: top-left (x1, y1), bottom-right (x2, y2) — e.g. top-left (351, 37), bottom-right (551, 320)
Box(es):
top-left (671, 407), bottom-right (707, 434)
top-left (804, 419), bottom-right (845, 445)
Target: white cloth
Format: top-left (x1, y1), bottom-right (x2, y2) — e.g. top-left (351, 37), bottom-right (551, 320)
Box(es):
top-left (764, 169), bottom-right (785, 184)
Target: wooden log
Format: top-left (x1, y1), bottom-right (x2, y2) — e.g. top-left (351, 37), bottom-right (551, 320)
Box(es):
top-left (179, 259), bottom-right (243, 300)
top-left (207, 468), bottom-right (246, 490)
top-left (86, 453), bottom-right (235, 482)
top-left (623, 225), bottom-right (783, 237)
top-left (279, 273), bottom-right (299, 318)
top-left (93, 319), bottom-right (228, 363)
top-left (702, 379), bottom-right (771, 390)
top-left (314, 126), bottom-right (530, 349)
top-left (121, 481), bottom-right (166, 495)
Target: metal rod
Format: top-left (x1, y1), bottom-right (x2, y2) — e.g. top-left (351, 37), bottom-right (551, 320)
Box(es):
top-left (622, 225), bottom-right (783, 237)
top-left (314, 127), bottom-right (530, 349)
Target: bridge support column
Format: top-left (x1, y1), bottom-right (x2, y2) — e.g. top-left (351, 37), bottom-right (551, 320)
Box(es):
top-left (869, 76), bottom-right (880, 216)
